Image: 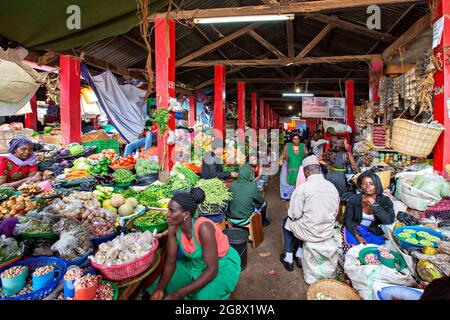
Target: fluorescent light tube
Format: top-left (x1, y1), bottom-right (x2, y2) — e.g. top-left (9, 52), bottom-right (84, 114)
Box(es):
top-left (194, 14), bottom-right (294, 24)
top-left (282, 93), bottom-right (314, 97)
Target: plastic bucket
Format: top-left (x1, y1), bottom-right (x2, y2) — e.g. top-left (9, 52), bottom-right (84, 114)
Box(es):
top-left (74, 283), bottom-right (99, 300)
top-left (1, 267), bottom-right (28, 296)
top-left (223, 228), bottom-right (248, 271)
top-left (32, 270), bottom-right (55, 291)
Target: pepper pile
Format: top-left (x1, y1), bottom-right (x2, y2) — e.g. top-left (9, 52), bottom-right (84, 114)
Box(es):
top-left (89, 157), bottom-right (111, 175)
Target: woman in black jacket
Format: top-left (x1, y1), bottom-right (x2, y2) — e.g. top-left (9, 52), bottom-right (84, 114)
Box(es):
top-left (343, 172), bottom-right (395, 251)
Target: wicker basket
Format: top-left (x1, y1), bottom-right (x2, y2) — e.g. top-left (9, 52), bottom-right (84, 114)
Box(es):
top-left (351, 170), bottom-right (391, 190)
top-left (90, 238), bottom-right (158, 281)
top-left (392, 119), bottom-right (444, 158)
top-left (307, 279), bottom-right (362, 300)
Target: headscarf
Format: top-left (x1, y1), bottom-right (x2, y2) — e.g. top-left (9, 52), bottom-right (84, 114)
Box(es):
top-left (171, 188), bottom-right (206, 215)
top-left (357, 171), bottom-right (384, 196)
top-left (237, 164), bottom-right (255, 183)
top-left (0, 138), bottom-right (36, 167)
top-left (212, 138), bottom-right (224, 150)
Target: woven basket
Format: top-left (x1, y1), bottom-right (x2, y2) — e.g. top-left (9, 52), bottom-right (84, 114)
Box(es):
top-left (351, 170), bottom-right (391, 190)
top-left (307, 279), bottom-right (362, 300)
top-left (392, 119), bottom-right (444, 158)
top-left (90, 238), bottom-right (158, 281)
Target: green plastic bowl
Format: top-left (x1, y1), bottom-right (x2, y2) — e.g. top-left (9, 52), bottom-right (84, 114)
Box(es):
top-left (100, 280), bottom-right (119, 300)
top-left (359, 247), bottom-right (406, 272)
top-left (114, 180), bottom-right (134, 188)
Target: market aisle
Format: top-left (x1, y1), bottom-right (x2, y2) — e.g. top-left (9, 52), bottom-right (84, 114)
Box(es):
top-left (233, 174), bottom-right (309, 300)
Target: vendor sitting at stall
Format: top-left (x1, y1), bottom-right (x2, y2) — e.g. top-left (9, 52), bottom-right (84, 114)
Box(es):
top-left (123, 104), bottom-right (157, 157)
top-left (201, 138), bottom-right (238, 180)
top-left (227, 164), bottom-right (270, 227)
top-left (148, 188), bottom-right (241, 300)
top-left (0, 138), bottom-right (42, 188)
top-left (343, 172), bottom-right (395, 253)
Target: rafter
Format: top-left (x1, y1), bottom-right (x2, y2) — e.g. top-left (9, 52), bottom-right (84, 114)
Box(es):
top-left (152, 1), bottom-right (425, 21)
top-left (248, 30), bottom-right (287, 59)
top-left (228, 77), bottom-right (368, 83)
top-left (176, 23), bottom-right (259, 67)
top-left (309, 14), bottom-right (397, 42)
top-left (296, 23), bottom-right (334, 59)
top-left (286, 20), bottom-right (295, 60)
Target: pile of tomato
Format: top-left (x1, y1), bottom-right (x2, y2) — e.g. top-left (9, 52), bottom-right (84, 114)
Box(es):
top-left (111, 155), bottom-right (136, 167)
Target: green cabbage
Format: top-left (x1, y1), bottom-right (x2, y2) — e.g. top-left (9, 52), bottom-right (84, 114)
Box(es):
top-left (72, 157), bottom-right (93, 170)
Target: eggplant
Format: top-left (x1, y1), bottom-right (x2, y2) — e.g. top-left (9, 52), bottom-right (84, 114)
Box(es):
top-left (59, 148), bottom-right (70, 157)
top-left (60, 160), bottom-right (71, 168)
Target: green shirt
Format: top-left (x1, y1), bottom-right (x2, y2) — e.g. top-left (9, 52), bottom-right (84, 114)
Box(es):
top-left (229, 164), bottom-right (265, 220)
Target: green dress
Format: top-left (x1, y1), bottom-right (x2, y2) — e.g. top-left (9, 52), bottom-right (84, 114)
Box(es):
top-left (147, 218), bottom-right (241, 300)
top-left (287, 142), bottom-right (304, 185)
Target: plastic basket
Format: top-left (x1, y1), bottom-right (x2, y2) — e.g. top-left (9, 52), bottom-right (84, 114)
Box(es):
top-left (392, 119), bottom-right (444, 158)
top-left (358, 247), bottom-right (407, 272)
top-left (0, 255), bottom-right (23, 270)
top-left (82, 140), bottom-right (120, 156)
top-left (134, 220), bottom-right (168, 233)
top-left (0, 256), bottom-right (67, 300)
top-left (393, 226), bottom-right (443, 250)
top-left (114, 180), bottom-right (134, 188)
top-left (90, 238), bottom-right (158, 281)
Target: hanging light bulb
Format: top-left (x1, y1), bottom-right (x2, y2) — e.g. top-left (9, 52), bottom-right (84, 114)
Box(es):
top-left (295, 86), bottom-right (301, 93)
top-left (288, 105), bottom-right (292, 110)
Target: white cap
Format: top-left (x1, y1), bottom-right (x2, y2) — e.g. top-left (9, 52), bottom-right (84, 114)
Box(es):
top-left (302, 155), bottom-right (320, 167)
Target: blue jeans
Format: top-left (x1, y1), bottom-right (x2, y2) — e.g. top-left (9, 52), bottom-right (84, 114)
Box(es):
top-left (281, 216), bottom-right (304, 254)
top-left (124, 132), bottom-right (154, 157)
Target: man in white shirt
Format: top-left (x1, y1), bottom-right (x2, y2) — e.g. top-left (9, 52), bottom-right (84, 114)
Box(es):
top-left (310, 132), bottom-right (328, 157)
top-left (280, 155), bottom-right (340, 271)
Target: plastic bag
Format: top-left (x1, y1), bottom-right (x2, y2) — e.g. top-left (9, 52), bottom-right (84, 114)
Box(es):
top-left (51, 231), bottom-right (79, 258)
top-left (302, 238), bottom-right (339, 285)
top-left (438, 240), bottom-right (450, 255)
top-left (396, 212), bottom-right (419, 226)
top-left (0, 218), bottom-right (19, 237)
top-left (440, 183), bottom-right (450, 197)
top-left (416, 259), bottom-right (444, 282)
top-left (344, 244), bottom-right (416, 300)
top-left (418, 176), bottom-right (445, 199)
top-left (0, 235), bottom-right (22, 261)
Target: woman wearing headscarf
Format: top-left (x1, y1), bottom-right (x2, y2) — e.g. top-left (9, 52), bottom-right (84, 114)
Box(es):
top-left (0, 138), bottom-right (42, 188)
top-left (228, 164), bottom-right (269, 227)
top-left (279, 133), bottom-right (307, 200)
top-left (343, 172), bottom-right (395, 252)
top-left (148, 188), bottom-right (241, 300)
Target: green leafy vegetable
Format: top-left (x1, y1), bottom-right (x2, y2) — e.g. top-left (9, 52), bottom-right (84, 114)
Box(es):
top-left (153, 108), bottom-right (170, 137)
top-left (113, 169), bottom-right (135, 183)
top-left (195, 178), bottom-right (232, 212)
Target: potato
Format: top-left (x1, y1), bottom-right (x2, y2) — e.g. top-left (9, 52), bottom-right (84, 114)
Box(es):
top-left (6, 200), bottom-right (16, 207)
top-left (9, 209), bottom-right (16, 216)
top-left (15, 204), bottom-right (26, 212)
top-left (16, 196), bottom-right (24, 202)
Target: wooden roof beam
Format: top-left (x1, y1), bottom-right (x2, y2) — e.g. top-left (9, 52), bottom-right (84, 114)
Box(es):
top-left (382, 12), bottom-right (431, 60)
top-left (176, 23), bottom-right (259, 67)
top-left (228, 77), bottom-right (367, 83)
top-left (309, 14), bottom-right (396, 43)
top-left (153, 1), bottom-right (425, 21)
top-left (296, 23), bottom-right (334, 59)
top-left (248, 30), bottom-right (287, 59)
top-left (182, 55), bottom-right (380, 67)
top-left (286, 20), bottom-right (295, 60)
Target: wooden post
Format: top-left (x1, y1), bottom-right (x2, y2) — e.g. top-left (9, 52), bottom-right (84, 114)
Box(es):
top-left (155, 17), bottom-right (176, 171)
top-left (346, 80), bottom-right (355, 136)
top-left (60, 55), bottom-right (81, 145)
top-left (369, 60), bottom-right (383, 103)
top-left (251, 93), bottom-right (257, 130)
top-left (265, 104), bottom-right (270, 129)
top-left (214, 65), bottom-right (226, 139)
top-left (24, 94), bottom-right (37, 130)
top-left (259, 98), bottom-right (265, 129)
top-left (237, 82), bottom-right (246, 140)
top-left (189, 96), bottom-right (196, 127)
top-left (432, 0), bottom-right (450, 174)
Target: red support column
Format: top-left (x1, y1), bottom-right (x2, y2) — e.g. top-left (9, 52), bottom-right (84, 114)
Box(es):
top-left (189, 96), bottom-right (196, 127)
top-left (346, 80), bottom-right (355, 136)
top-left (259, 99), bottom-right (265, 129)
top-left (265, 104), bottom-right (269, 129)
top-left (155, 17), bottom-right (176, 171)
top-left (214, 65), bottom-right (226, 139)
top-left (237, 82), bottom-right (246, 141)
top-left (432, 0), bottom-right (450, 173)
top-left (251, 93), bottom-right (257, 130)
top-left (24, 94), bottom-right (37, 130)
top-left (370, 60), bottom-right (383, 103)
top-left (60, 55), bottom-right (81, 145)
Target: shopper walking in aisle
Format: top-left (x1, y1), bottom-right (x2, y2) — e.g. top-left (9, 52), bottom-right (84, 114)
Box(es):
top-left (279, 133), bottom-right (308, 201)
top-left (280, 155), bottom-right (340, 271)
top-left (148, 188), bottom-right (241, 300)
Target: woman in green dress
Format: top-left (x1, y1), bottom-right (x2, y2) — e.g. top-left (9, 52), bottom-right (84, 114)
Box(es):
top-left (279, 133), bottom-right (307, 200)
top-left (149, 188), bottom-right (241, 300)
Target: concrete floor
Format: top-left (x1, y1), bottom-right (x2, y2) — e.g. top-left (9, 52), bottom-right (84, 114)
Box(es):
top-left (233, 175), bottom-right (309, 300)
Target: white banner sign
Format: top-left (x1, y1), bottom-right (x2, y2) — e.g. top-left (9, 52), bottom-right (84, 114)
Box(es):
top-left (302, 97), bottom-right (346, 119)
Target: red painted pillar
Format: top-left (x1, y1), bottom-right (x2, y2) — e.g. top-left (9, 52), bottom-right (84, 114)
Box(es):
top-left (265, 104), bottom-right (269, 129)
top-left (214, 65), bottom-right (226, 139)
top-left (432, 0), bottom-right (450, 173)
top-left (189, 96), bottom-right (196, 127)
top-left (155, 17), bottom-right (176, 170)
top-left (251, 93), bottom-right (257, 130)
top-left (60, 55), bottom-right (81, 145)
top-left (370, 60), bottom-right (383, 103)
top-left (237, 82), bottom-right (246, 138)
top-left (259, 99), bottom-right (265, 129)
top-left (24, 94), bottom-right (37, 130)
top-left (346, 80), bottom-right (355, 135)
